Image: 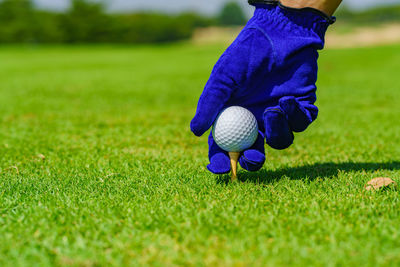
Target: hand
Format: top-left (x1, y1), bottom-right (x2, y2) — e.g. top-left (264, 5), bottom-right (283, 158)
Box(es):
top-left (190, 4), bottom-right (334, 174)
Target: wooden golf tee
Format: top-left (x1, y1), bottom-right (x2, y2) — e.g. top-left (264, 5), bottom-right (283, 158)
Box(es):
top-left (229, 152), bottom-right (240, 182)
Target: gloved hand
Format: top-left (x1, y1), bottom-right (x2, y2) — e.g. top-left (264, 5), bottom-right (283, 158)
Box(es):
top-left (190, 2), bottom-right (335, 174)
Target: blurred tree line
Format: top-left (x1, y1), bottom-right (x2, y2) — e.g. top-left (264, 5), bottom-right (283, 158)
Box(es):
top-left (0, 0), bottom-right (247, 44)
top-left (3, 0), bottom-right (399, 44)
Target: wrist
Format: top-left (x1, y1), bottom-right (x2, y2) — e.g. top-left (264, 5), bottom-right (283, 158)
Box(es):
top-left (279, 0), bottom-right (342, 17)
top-left (248, 0), bottom-right (339, 22)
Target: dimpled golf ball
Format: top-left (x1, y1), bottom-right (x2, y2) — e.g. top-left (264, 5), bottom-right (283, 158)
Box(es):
top-left (212, 106), bottom-right (258, 152)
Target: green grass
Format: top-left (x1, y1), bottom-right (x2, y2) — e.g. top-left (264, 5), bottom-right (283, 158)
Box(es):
top-left (0, 43), bottom-right (400, 266)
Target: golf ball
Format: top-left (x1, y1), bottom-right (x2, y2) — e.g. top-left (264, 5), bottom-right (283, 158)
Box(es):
top-left (212, 106), bottom-right (258, 152)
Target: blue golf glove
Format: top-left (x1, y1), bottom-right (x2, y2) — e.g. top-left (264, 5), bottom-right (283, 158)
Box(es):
top-left (190, 2), bottom-right (335, 174)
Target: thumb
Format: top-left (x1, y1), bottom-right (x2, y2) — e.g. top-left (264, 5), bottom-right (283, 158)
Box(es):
top-left (190, 46), bottom-right (247, 136)
top-left (190, 76), bottom-right (233, 137)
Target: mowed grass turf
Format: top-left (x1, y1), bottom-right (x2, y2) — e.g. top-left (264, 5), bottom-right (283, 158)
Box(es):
top-left (0, 43), bottom-right (400, 266)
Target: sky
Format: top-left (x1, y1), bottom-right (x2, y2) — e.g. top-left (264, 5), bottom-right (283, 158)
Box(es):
top-left (33, 0), bottom-right (400, 14)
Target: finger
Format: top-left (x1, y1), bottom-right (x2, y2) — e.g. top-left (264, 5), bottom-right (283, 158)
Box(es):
top-left (279, 96), bottom-right (318, 133)
top-left (239, 131), bottom-right (266, 172)
top-left (263, 107), bottom-right (294, 150)
top-left (207, 133), bottom-right (231, 174)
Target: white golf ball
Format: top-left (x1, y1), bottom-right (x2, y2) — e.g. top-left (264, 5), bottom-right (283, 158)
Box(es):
top-left (212, 106), bottom-right (258, 152)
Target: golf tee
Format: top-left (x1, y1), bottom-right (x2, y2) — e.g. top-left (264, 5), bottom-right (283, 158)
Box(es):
top-left (229, 152), bottom-right (240, 182)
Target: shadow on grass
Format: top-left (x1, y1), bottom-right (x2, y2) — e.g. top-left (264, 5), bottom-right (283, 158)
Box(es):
top-left (216, 161), bottom-right (400, 185)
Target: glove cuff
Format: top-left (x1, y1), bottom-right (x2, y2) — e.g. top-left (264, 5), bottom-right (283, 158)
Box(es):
top-left (249, 1), bottom-right (334, 42)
